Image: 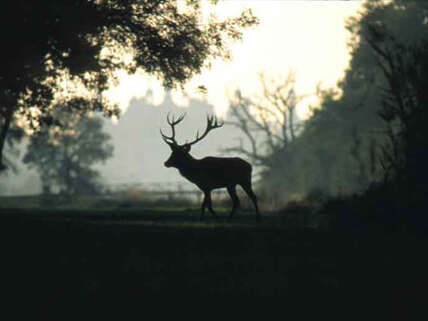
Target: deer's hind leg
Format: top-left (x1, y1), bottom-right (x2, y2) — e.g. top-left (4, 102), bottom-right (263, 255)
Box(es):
top-left (227, 185), bottom-right (240, 220)
top-left (201, 191), bottom-right (217, 220)
top-left (200, 192), bottom-right (208, 220)
top-left (240, 182), bottom-right (261, 221)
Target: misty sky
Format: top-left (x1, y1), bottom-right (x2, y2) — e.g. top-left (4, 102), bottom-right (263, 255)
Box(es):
top-left (104, 1), bottom-right (363, 119)
top-left (1, 1), bottom-right (364, 195)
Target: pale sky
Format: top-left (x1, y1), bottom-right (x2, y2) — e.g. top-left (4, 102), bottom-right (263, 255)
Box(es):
top-left (104, 1), bottom-right (363, 119)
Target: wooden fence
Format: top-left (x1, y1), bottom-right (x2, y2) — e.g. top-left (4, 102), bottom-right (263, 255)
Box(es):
top-left (106, 181), bottom-right (228, 203)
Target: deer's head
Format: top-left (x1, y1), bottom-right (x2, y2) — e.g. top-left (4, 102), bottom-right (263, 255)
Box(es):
top-left (161, 113), bottom-right (223, 169)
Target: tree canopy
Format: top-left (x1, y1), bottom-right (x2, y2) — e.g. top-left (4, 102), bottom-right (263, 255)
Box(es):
top-left (291, 0), bottom-right (428, 196)
top-left (225, 0), bottom-right (428, 202)
top-left (0, 0), bottom-right (258, 169)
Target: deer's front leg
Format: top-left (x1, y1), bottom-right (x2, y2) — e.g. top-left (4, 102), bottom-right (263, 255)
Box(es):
top-left (200, 192), bottom-right (208, 220)
top-left (200, 191), bottom-right (217, 220)
top-left (227, 185), bottom-right (240, 220)
top-left (206, 192), bottom-right (218, 219)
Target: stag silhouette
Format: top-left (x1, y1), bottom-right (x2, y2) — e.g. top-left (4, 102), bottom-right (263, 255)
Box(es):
top-left (161, 113), bottom-right (261, 221)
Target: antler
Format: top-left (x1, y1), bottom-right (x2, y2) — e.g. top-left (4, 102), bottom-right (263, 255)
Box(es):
top-left (160, 112), bottom-right (186, 146)
top-left (186, 114), bottom-right (224, 146)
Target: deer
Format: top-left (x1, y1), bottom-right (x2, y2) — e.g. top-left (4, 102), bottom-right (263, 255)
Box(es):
top-left (161, 113), bottom-right (261, 221)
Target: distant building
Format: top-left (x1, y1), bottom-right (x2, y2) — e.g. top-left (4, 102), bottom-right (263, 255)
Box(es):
top-left (98, 91), bottom-right (241, 188)
top-left (0, 92), bottom-right (245, 196)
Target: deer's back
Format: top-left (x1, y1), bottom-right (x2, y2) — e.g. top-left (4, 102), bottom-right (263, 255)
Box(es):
top-left (199, 156), bottom-right (251, 171)
top-left (179, 156), bottom-right (252, 189)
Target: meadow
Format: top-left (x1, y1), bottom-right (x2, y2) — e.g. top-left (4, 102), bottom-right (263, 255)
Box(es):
top-left (1, 196), bottom-right (426, 318)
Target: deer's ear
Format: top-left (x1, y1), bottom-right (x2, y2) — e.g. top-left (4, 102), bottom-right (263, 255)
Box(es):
top-left (183, 144), bottom-right (191, 152)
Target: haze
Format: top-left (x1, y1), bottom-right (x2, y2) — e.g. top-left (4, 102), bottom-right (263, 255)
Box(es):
top-left (1, 1), bottom-right (363, 195)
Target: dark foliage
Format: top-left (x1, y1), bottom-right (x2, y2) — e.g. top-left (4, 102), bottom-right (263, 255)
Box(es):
top-left (286, 0), bottom-right (428, 197)
top-left (0, 119), bottom-right (24, 172)
top-left (1, 209), bottom-right (427, 318)
top-left (302, 1), bottom-right (428, 236)
top-left (0, 0), bottom-right (258, 169)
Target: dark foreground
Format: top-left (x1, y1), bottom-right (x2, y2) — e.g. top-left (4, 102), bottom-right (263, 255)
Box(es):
top-left (1, 208), bottom-right (427, 318)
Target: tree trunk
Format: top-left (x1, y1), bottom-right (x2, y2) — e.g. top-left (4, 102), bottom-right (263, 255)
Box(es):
top-left (289, 106), bottom-right (296, 142)
top-left (0, 112), bottom-right (13, 171)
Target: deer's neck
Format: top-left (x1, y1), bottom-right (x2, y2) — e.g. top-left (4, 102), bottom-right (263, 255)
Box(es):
top-left (180, 154), bottom-right (198, 168)
top-left (177, 154), bottom-right (200, 175)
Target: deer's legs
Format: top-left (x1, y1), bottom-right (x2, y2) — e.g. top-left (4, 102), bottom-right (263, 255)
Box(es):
top-left (241, 182), bottom-right (261, 221)
top-left (206, 192), bottom-right (218, 218)
top-left (227, 185), bottom-right (240, 220)
top-left (200, 191), bottom-right (217, 220)
top-left (200, 194), bottom-right (207, 220)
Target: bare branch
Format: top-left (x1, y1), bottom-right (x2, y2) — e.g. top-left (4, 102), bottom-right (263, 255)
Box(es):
top-left (226, 106), bottom-right (260, 158)
top-left (222, 146), bottom-right (268, 166)
top-left (225, 71), bottom-right (302, 167)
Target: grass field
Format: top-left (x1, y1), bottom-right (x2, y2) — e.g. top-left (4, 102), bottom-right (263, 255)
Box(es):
top-left (1, 206), bottom-right (427, 318)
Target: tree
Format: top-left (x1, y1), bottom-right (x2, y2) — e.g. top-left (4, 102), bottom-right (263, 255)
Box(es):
top-left (0, 119), bottom-right (24, 172)
top-left (23, 108), bottom-right (113, 196)
top-left (280, 0), bottom-right (428, 197)
top-left (225, 72), bottom-right (304, 198)
top-left (0, 0), bottom-right (258, 170)
top-left (311, 1), bottom-right (428, 231)
top-left (364, 21), bottom-right (428, 193)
